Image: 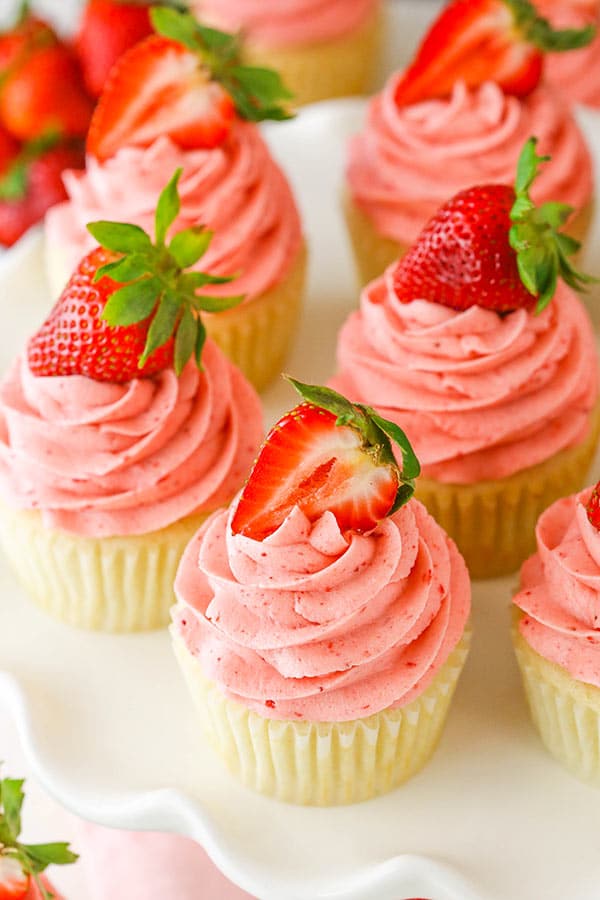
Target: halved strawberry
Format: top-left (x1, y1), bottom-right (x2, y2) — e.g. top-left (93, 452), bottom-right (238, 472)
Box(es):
top-left (393, 0), bottom-right (595, 107)
top-left (392, 137), bottom-right (593, 314)
top-left (87, 7), bottom-right (293, 162)
top-left (87, 35), bottom-right (235, 161)
top-left (0, 857), bottom-right (28, 900)
top-left (231, 380), bottom-right (420, 540)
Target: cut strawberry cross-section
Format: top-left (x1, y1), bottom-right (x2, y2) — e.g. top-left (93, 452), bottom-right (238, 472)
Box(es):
top-left (393, 0), bottom-right (596, 108)
top-left (87, 7), bottom-right (293, 161)
top-left (231, 379), bottom-right (420, 541)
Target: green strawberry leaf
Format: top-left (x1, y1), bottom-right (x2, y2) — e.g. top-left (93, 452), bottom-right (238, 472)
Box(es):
top-left (174, 306), bottom-right (198, 374)
top-left (195, 320), bottom-right (207, 369)
top-left (169, 227), bottom-right (212, 268)
top-left (140, 289), bottom-right (179, 363)
top-left (229, 66), bottom-right (294, 105)
top-left (102, 277), bottom-right (161, 326)
top-left (505, 0), bottom-right (596, 51)
top-left (369, 412), bottom-right (421, 481)
top-left (150, 6), bottom-right (202, 51)
top-left (87, 221), bottom-right (153, 254)
top-left (21, 843), bottom-right (79, 870)
top-left (155, 168), bottom-right (182, 245)
top-left (192, 293), bottom-right (244, 312)
top-left (95, 254), bottom-right (154, 284)
top-left (180, 271), bottom-right (235, 291)
top-left (509, 137), bottom-right (597, 311)
top-left (1, 778), bottom-right (24, 839)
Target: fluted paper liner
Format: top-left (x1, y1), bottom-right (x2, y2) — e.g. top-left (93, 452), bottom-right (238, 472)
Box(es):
top-left (513, 612), bottom-right (600, 787)
top-left (416, 405), bottom-right (600, 579)
top-left (243, 6), bottom-right (381, 107)
top-left (204, 246), bottom-right (307, 391)
top-left (0, 506), bottom-right (211, 632)
top-left (172, 627), bottom-right (471, 805)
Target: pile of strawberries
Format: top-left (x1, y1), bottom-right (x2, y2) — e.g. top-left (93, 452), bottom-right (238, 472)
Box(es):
top-left (0, 0), bottom-right (152, 247)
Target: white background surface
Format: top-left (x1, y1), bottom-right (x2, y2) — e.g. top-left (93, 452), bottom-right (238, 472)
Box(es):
top-left (1, 1), bottom-right (600, 899)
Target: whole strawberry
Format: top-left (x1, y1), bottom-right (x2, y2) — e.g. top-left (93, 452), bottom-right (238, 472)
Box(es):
top-left (0, 773), bottom-right (78, 900)
top-left (87, 6), bottom-right (293, 161)
top-left (0, 137), bottom-right (85, 247)
top-left (393, 137), bottom-right (594, 314)
top-left (0, 44), bottom-right (93, 141)
top-left (231, 378), bottom-right (420, 540)
top-left (0, 12), bottom-right (57, 74)
top-left (394, 0), bottom-right (596, 107)
top-left (27, 168), bottom-right (243, 383)
top-left (76, 0), bottom-right (153, 98)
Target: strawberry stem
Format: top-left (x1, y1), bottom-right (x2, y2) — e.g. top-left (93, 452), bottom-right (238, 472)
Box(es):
top-left (503, 0), bottom-right (596, 51)
top-left (285, 377), bottom-right (421, 514)
top-left (508, 137), bottom-right (596, 313)
top-left (87, 168), bottom-right (244, 375)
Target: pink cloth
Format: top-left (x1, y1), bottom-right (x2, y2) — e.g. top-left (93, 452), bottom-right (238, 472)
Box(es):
top-left (75, 824), bottom-right (254, 899)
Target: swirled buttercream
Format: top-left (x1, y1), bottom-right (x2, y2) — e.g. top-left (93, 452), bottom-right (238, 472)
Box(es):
top-left (332, 271), bottom-right (598, 484)
top-left (0, 341), bottom-right (263, 537)
top-left (191, 0), bottom-right (378, 47)
top-left (172, 499), bottom-right (470, 721)
top-left (45, 123), bottom-right (302, 302)
top-left (346, 78), bottom-right (593, 245)
top-left (514, 487), bottom-right (600, 686)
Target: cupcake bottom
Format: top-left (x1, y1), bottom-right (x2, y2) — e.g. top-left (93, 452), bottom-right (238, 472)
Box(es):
top-left (415, 405), bottom-right (600, 580)
top-left (171, 627), bottom-right (471, 806)
top-left (0, 505), bottom-right (211, 632)
top-left (242, 6), bottom-right (381, 106)
top-left (512, 612), bottom-right (600, 787)
top-left (203, 244), bottom-right (307, 392)
top-left (344, 193), bottom-right (594, 287)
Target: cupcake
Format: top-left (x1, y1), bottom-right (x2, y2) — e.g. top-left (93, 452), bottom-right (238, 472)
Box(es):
top-left (535, 0), bottom-right (600, 108)
top-left (334, 139), bottom-right (600, 578)
top-left (45, 8), bottom-right (306, 391)
top-left (0, 172), bottom-right (262, 632)
top-left (172, 380), bottom-right (471, 805)
top-left (345, 0), bottom-right (595, 285)
top-left (513, 481), bottom-right (600, 786)
top-left (189, 0), bottom-right (381, 106)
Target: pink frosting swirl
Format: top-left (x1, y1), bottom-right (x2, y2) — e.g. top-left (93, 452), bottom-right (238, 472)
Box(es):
top-left (332, 272), bottom-right (598, 484)
top-left (535, 1), bottom-right (600, 108)
top-left (45, 123), bottom-right (302, 302)
top-left (191, 0), bottom-right (379, 47)
top-left (514, 487), bottom-right (600, 686)
top-left (347, 78), bottom-right (594, 245)
top-left (0, 341), bottom-right (263, 538)
top-left (172, 499), bottom-right (470, 722)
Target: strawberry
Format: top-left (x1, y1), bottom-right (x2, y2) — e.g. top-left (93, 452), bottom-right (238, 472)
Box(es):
top-left (0, 128), bottom-right (18, 176)
top-left (27, 168), bottom-right (243, 382)
top-left (231, 379), bottom-right (420, 540)
top-left (0, 858), bottom-right (28, 900)
top-left (87, 7), bottom-right (293, 161)
top-left (393, 0), bottom-right (596, 107)
top-left (76, 0), bottom-right (153, 98)
top-left (393, 137), bottom-right (594, 314)
top-left (0, 44), bottom-right (93, 141)
top-left (0, 138), bottom-right (85, 247)
top-left (0, 13), bottom-right (57, 75)
top-left (587, 482), bottom-right (600, 530)
top-left (0, 774), bottom-right (78, 900)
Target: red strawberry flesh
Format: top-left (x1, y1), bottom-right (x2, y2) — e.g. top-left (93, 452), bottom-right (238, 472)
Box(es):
top-left (87, 35), bottom-right (235, 161)
top-left (0, 857), bottom-right (28, 900)
top-left (587, 482), bottom-right (600, 530)
top-left (231, 403), bottom-right (400, 540)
